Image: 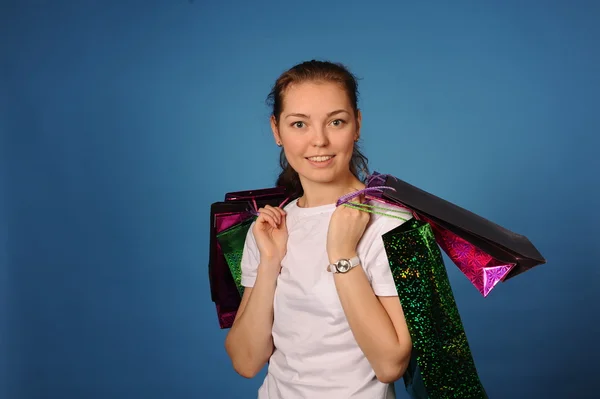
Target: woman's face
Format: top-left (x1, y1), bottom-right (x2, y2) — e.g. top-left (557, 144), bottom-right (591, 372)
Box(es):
top-left (271, 81), bottom-right (361, 187)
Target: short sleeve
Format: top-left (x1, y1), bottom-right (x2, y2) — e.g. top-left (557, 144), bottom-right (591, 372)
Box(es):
top-left (240, 222), bottom-right (260, 288)
top-left (364, 212), bottom-right (413, 297)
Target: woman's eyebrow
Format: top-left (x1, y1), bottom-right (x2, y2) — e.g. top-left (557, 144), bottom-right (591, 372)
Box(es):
top-left (326, 109), bottom-right (350, 117)
top-left (284, 109), bottom-right (349, 119)
top-left (285, 113), bottom-right (309, 119)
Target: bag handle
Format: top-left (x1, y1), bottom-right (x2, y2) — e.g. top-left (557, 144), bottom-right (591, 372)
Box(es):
top-left (247, 196), bottom-right (291, 217)
top-left (336, 180), bottom-right (412, 222)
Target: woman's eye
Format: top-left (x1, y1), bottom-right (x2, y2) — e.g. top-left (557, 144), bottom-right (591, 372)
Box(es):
top-left (292, 121), bottom-right (305, 128)
top-left (331, 119), bottom-right (345, 127)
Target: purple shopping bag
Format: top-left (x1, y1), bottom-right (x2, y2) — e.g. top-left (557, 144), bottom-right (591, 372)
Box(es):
top-left (209, 187), bottom-right (289, 328)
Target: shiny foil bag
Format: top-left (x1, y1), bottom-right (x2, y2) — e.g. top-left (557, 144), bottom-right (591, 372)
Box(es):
top-left (382, 218), bottom-right (488, 399)
top-left (209, 187), bottom-right (288, 328)
top-left (365, 172), bottom-right (546, 296)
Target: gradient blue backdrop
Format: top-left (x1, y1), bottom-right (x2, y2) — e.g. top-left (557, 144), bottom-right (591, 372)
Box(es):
top-left (2, 1), bottom-right (599, 398)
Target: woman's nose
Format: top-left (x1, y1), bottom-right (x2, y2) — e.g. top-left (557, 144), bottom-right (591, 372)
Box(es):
top-left (311, 129), bottom-right (329, 147)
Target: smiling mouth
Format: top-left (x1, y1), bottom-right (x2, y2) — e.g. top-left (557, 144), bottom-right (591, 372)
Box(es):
top-left (306, 155), bottom-right (334, 162)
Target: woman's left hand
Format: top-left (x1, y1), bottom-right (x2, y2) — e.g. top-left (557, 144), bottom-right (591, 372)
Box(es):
top-left (326, 197), bottom-right (371, 263)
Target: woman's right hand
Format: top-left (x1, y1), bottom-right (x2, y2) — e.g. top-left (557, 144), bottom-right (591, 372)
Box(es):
top-left (253, 205), bottom-right (288, 275)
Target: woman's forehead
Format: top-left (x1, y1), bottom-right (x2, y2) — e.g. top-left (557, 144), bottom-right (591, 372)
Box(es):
top-left (282, 82), bottom-right (352, 114)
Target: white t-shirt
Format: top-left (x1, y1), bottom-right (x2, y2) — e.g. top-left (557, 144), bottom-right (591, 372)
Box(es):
top-left (240, 198), bottom-right (413, 399)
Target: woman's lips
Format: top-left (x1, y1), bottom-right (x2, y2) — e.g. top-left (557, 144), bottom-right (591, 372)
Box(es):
top-left (306, 155), bottom-right (335, 167)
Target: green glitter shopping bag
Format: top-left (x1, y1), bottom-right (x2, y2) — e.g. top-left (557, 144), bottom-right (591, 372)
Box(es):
top-left (381, 218), bottom-right (488, 399)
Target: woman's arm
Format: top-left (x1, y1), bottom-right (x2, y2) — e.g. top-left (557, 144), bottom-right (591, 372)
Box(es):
top-left (225, 205), bottom-right (287, 379)
top-left (332, 257), bottom-right (412, 384)
top-left (224, 265), bottom-right (279, 379)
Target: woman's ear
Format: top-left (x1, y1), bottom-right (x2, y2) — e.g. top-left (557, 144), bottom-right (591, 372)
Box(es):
top-left (271, 115), bottom-right (282, 146)
top-left (355, 109), bottom-right (362, 141)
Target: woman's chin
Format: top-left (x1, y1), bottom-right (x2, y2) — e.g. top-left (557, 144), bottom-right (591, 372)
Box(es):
top-left (299, 168), bottom-right (341, 185)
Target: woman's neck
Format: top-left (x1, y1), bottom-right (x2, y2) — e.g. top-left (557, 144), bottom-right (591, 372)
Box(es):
top-left (297, 173), bottom-right (365, 208)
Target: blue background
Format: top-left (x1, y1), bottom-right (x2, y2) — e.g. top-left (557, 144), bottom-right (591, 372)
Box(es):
top-left (2, 1), bottom-right (599, 398)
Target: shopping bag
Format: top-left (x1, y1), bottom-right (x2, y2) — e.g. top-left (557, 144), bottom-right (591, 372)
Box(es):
top-left (359, 172), bottom-right (546, 296)
top-left (382, 218), bottom-right (488, 399)
top-left (209, 187), bottom-right (288, 328)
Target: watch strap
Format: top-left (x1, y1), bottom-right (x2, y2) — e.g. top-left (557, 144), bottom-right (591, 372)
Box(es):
top-left (328, 255), bottom-right (361, 273)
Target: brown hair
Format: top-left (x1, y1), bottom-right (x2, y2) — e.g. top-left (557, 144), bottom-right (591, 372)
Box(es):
top-left (266, 60), bottom-right (369, 197)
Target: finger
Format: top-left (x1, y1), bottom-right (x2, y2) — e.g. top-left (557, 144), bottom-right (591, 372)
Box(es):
top-left (257, 213), bottom-right (278, 229)
top-left (279, 212), bottom-right (287, 228)
top-left (279, 212), bottom-right (287, 226)
top-left (259, 206), bottom-right (281, 225)
top-left (275, 206), bottom-right (287, 216)
top-left (275, 207), bottom-right (287, 221)
top-left (264, 205), bottom-right (283, 223)
top-left (349, 193), bottom-right (365, 204)
top-left (345, 196), bottom-right (369, 217)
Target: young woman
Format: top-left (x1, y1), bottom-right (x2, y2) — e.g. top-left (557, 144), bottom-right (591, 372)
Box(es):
top-left (224, 60), bottom-right (413, 399)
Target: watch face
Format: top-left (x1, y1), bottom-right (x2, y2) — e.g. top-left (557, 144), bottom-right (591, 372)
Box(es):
top-left (336, 259), bottom-right (351, 273)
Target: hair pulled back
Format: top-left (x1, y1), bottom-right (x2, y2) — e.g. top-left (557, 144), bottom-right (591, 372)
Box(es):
top-left (266, 60), bottom-right (369, 197)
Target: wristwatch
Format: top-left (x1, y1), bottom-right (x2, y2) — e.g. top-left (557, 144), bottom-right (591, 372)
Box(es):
top-left (328, 255), bottom-right (361, 274)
